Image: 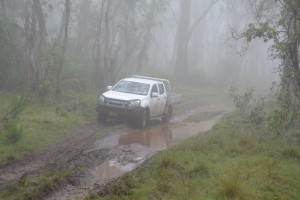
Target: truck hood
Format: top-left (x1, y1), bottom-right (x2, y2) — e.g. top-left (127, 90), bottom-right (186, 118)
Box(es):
top-left (103, 91), bottom-right (147, 101)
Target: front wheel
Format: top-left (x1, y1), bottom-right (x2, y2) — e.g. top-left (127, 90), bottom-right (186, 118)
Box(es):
top-left (137, 109), bottom-right (148, 128)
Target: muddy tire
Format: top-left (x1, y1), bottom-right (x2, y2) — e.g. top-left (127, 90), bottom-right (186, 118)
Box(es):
top-left (137, 109), bottom-right (148, 128)
top-left (98, 111), bottom-right (107, 123)
top-left (162, 105), bottom-right (172, 123)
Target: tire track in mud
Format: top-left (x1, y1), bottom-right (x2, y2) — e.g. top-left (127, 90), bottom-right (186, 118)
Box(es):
top-left (0, 104), bottom-right (231, 199)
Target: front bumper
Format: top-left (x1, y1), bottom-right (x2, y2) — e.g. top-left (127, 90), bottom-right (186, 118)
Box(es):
top-left (96, 104), bottom-right (143, 119)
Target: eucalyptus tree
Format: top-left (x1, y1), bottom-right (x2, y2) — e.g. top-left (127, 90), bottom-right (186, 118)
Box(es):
top-left (90, 0), bottom-right (169, 87)
top-left (55, 0), bottom-right (71, 97)
top-left (23, 0), bottom-right (49, 92)
top-left (237, 0), bottom-right (300, 108)
top-left (174, 0), bottom-right (217, 81)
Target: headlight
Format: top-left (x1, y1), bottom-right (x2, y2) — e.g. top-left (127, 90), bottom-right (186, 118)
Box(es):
top-left (98, 95), bottom-right (106, 104)
top-left (128, 99), bottom-right (141, 108)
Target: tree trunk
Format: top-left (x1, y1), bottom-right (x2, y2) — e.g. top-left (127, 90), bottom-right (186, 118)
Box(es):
top-left (103, 0), bottom-right (113, 86)
top-left (27, 0), bottom-right (48, 93)
top-left (92, 0), bottom-right (105, 88)
top-left (75, 0), bottom-right (92, 57)
top-left (280, 10), bottom-right (300, 108)
top-left (174, 0), bottom-right (216, 81)
top-left (174, 0), bottom-right (192, 81)
top-left (55, 0), bottom-right (71, 97)
top-left (136, 1), bottom-right (157, 74)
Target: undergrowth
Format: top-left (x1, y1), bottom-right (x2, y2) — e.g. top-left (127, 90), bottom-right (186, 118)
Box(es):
top-left (0, 92), bottom-right (96, 165)
top-left (0, 169), bottom-right (74, 200)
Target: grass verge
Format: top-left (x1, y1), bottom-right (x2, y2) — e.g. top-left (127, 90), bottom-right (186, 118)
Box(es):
top-left (0, 92), bottom-right (97, 165)
top-left (0, 168), bottom-right (75, 200)
top-left (88, 111), bottom-right (300, 200)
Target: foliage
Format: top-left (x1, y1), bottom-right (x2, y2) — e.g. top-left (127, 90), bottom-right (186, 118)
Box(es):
top-left (2, 96), bottom-right (29, 121)
top-left (266, 108), bottom-right (298, 135)
top-left (243, 0), bottom-right (300, 109)
top-left (248, 96), bottom-right (266, 125)
top-left (4, 122), bottom-right (23, 145)
top-left (229, 87), bottom-right (267, 125)
top-left (229, 87), bottom-right (254, 110)
top-left (0, 96), bottom-right (28, 142)
top-left (0, 93), bottom-right (96, 165)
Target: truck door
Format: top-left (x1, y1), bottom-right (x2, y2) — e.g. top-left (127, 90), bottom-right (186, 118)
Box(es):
top-left (149, 84), bottom-right (160, 117)
top-left (158, 83), bottom-right (167, 115)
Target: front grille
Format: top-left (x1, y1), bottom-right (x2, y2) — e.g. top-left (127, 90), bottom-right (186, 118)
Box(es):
top-left (106, 98), bottom-right (127, 108)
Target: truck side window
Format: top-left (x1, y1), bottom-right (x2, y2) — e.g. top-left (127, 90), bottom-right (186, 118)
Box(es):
top-left (158, 84), bottom-right (165, 95)
top-left (151, 84), bottom-right (158, 94)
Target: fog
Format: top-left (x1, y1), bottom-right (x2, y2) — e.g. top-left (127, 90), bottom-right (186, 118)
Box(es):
top-left (0, 0), bottom-right (279, 93)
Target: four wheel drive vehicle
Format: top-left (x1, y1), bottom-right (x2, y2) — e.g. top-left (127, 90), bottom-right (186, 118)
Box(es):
top-left (96, 75), bottom-right (181, 128)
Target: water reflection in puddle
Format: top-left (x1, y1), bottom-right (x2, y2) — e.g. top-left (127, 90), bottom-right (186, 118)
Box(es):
top-left (94, 161), bottom-right (135, 180)
top-left (119, 113), bottom-right (224, 150)
top-left (94, 113), bottom-right (225, 183)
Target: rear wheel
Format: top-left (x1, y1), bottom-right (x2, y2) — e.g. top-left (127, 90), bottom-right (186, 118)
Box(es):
top-left (137, 109), bottom-right (148, 128)
top-left (162, 105), bottom-right (172, 123)
top-left (98, 111), bottom-right (107, 123)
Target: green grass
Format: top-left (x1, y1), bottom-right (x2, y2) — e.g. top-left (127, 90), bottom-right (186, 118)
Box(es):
top-left (0, 92), bottom-right (98, 165)
top-left (172, 86), bottom-right (231, 115)
top-left (90, 111), bottom-right (300, 200)
top-left (0, 169), bottom-right (74, 200)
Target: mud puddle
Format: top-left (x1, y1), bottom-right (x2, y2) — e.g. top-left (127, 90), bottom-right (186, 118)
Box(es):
top-left (47, 107), bottom-right (229, 200)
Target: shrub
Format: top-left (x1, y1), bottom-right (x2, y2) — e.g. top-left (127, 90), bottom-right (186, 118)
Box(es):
top-left (248, 96), bottom-right (266, 125)
top-left (281, 148), bottom-right (299, 160)
top-left (4, 96), bottom-right (29, 120)
top-left (4, 123), bottom-right (23, 145)
top-left (266, 109), bottom-right (297, 135)
top-left (229, 87), bottom-right (254, 110)
top-left (0, 96), bottom-right (28, 143)
top-left (229, 87), bottom-right (267, 125)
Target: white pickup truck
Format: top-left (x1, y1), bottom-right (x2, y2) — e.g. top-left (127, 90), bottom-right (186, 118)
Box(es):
top-left (96, 75), bottom-right (181, 128)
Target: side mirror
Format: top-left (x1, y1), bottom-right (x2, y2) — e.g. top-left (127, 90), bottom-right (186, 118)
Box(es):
top-left (107, 86), bottom-right (112, 90)
top-left (151, 92), bottom-right (159, 98)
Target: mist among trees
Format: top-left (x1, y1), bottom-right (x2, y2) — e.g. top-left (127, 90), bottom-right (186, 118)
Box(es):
top-left (0, 0), bottom-right (299, 109)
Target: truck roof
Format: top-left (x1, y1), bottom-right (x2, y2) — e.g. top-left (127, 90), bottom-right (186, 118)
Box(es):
top-left (131, 75), bottom-right (171, 92)
top-left (123, 77), bottom-right (163, 85)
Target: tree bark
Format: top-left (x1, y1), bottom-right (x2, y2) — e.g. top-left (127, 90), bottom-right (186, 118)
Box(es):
top-left (75, 0), bottom-right (92, 57)
top-left (92, 0), bottom-right (105, 88)
top-left (55, 0), bottom-right (71, 97)
top-left (136, 0), bottom-right (157, 74)
top-left (174, 0), bottom-right (192, 81)
top-left (103, 0), bottom-right (113, 86)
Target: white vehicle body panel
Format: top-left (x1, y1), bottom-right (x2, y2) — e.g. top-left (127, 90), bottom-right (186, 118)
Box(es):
top-left (103, 91), bottom-right (147, 102)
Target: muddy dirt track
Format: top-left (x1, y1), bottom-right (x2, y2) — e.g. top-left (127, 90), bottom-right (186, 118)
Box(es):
top-left (0, 104), bottom-right (231, 200)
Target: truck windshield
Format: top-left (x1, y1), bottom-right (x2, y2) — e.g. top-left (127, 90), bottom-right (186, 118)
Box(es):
top-left (112, 80), bottom-right (150, 96)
